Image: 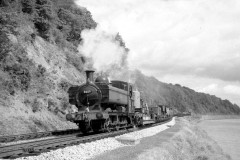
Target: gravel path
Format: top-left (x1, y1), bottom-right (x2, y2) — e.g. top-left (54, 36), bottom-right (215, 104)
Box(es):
top-left (12, 118), bottom-right (175, 160)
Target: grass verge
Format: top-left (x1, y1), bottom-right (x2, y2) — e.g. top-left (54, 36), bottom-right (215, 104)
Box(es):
top-left (136, 117), bottom-right (232, 160)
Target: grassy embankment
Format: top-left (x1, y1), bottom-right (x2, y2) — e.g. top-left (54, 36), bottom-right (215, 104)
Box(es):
top-left (0, 0), bottom-right (96, 135)
top-left (137, 116), bottom-right (232, 160)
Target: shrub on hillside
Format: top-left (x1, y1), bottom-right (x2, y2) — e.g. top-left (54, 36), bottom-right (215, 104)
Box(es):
top-left (21, 0), bottom-right (35, 14)
top-left (60, 97), bottom-right (70, 111)
top-left (0, 0), bottom-right (9, 7)
top-left (0, 13), bottom-right (19, 35)
top-left (1, 78), bottom-right (15, 96)
top-left (0, 32), bottom-right (33, 93)
top-left (65, 51), bottom-right (85, 72)
top-left (34, 0), bottom-right (53, 40)
top-left (4, 63), bottom-right (31, 91)
top-left (51, 0), bottom-right (75, 8)
top-left (32, 98), bottom-right (45, 112)
top-left (0, 31), bottom-right (12, 63)
top-left (36, 64), bottom-right (46, 77)
top-left (58, 79), bottom-right (71, 92)
top-left (52, 28), bottom-right (66, 47)
top-left (56, 5), bottom-right (97, 46)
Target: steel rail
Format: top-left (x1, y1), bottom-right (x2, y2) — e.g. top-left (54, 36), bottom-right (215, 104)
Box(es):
top-left (0, 129), bottom-right (129, 159)
top-left (0, 129), bottom-right (80, 143)
top-left (0, 117), bottom-right (173, 159)
top-left (0, 116), bottom-right (173, 143)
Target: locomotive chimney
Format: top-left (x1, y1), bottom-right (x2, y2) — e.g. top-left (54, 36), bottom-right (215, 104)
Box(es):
top-left (85, 70), bottom-right (95, 83)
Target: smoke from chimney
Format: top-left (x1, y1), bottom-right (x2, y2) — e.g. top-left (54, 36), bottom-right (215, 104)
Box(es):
top-left (79, 28), bottom-right (127, 67)
top-left (78, 26), bottom-right (137, 83)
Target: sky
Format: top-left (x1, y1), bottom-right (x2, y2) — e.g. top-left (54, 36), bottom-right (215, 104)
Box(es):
top-left (75, 0), bottom-right (240, 106)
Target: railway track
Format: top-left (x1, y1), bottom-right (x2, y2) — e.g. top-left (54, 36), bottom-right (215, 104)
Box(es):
top-left (0, 128), bottom-right (132, 159)
top-left (0, 129), bottom-right (80, 143)
top-left (0, 117), bottom-right (172, 159)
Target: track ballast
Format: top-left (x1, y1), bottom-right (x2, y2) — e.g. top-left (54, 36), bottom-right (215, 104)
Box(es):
top-left (0, 117), bottom-right (172, 159)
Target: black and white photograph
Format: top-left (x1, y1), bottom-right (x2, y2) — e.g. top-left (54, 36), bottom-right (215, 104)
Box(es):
top-left (0, 0), bottom-right (240, 159)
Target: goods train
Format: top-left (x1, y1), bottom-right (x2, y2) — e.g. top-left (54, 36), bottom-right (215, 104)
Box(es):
top-left (66, 70), bottom-right (173, 133)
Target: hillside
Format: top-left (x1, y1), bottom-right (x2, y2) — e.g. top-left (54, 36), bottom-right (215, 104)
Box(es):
top-left (133, 70), bottom-right (240, 115)
top-left (0, 0), bottom-right (239, 136)
top-left (0, 0), bottom-right (97, 135)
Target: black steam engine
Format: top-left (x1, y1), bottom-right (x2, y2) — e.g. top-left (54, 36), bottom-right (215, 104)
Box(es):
top-left (66, 70), bottom-right (136, 133)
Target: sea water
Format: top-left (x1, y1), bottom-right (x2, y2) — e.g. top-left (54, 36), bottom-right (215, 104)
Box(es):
top-left (199, 119), bottom-right (240, 160)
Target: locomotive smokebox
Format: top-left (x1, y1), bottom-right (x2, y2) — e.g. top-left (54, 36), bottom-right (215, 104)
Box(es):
top-left (85, 70), bottom-right (95, 83)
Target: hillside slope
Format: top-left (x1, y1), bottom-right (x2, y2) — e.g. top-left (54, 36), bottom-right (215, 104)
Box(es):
top-left (133, 70), bottom-right (240, 115)
top-left (0, 0), bottom-right (97, 135)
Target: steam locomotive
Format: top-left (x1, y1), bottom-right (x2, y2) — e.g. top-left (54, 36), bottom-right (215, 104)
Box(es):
top-left (66, 70), bottom-right (173, 133)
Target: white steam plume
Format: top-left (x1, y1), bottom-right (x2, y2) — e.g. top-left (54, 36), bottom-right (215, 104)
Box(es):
top-left (78, 27), bottom-right (128, 72)
top-left (78, 27), bottom-right (136, 82)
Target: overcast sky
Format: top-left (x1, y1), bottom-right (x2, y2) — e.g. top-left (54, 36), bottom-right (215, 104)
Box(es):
top-left (76, 0), bottom-right (240, 106)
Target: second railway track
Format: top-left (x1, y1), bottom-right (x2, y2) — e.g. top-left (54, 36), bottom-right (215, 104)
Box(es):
top-left (0, 129), bottom-right (81, 143)
top-left (0, 128), bottom-right (131, 159)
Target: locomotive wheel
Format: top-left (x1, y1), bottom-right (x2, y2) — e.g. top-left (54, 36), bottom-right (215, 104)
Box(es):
top-left (81, 128), bottom-right (88, 134)
top-left (92, 128), bottom-right (100, 133)
top-left (104, 118), bottom-right (111, 132)
top-left (80, 125), bottom-right (88, 134)
top-left (115, 125), bottom-right (120, 131)
top-left (78, 122), bottom-right (89, 134)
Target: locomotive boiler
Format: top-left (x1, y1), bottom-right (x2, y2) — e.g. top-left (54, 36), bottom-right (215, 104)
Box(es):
top-left (66, 70), bottom-right (136, 133)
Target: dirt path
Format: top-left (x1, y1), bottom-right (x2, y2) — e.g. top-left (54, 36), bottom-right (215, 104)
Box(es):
top-left (91, 121), bottom-right (181, 160)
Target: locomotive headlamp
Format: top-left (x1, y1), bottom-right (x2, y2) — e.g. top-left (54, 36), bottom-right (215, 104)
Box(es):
top-left (96, 112), bottom-right (103, 119)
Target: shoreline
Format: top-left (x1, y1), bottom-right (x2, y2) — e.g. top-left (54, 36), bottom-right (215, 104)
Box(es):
top-left (191, 114), bottom-right (240, 124)
top-left (199, 115), bottom-right (240, 121)
top-left (92, 116), bottom-right (232, 160)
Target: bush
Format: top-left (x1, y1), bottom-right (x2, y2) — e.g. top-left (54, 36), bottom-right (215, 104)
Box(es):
top-left (0, 13), bottom-right (19, 35)
top-left (60, 97), bottom-right (70, 111)
top-left (35, 0), bottom-right (53, 19)
top-left (0, 31), bottom-right (12, 63)
top-left (2, 80), bottom-right (15, 95)
top-left (0, 31), bottom-right (38, 93)
top-left (65, 51), bottom-right (85, 72)
top-left (32, 98), bottom-right (46, 112)
top-left (51, 0), bottom-right (75, 8)
top-left (36, 64), bottom-right (46, 77)
top-left (47, 98), bottom-right (56, 111)
top-left (58, 79), bottom-right (71, 92)
top-left (4, 63), bottom-right (31, 91)
top-left (56, 6), bottom-right (96, 46)
top-left (33, 0), bottom-right (53, 40)
top-left (21, 0), bottom-right (35, 14)
top-left (34, 17), bottom-right (51, 40)
top-left (0, 0), bottom-right (9, 7)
